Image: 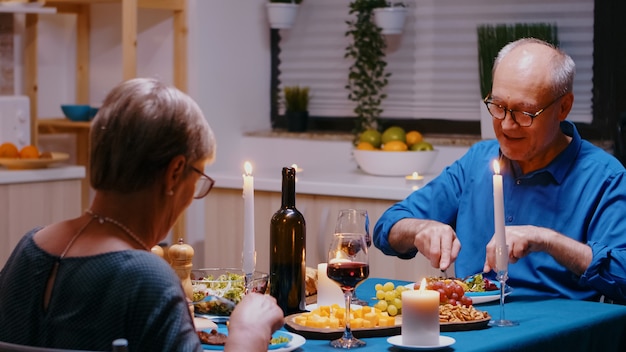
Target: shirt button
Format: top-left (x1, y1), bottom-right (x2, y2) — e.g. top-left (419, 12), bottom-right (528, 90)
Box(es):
top-left (516, 180), bottom-right (521, 185)
top-left (507, 216), bottom-right (513, 222)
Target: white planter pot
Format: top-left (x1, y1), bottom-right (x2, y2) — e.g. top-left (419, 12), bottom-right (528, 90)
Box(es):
top-left (480, 99), bottom-right (496, 140)
top-left (266, 3), bottom-right (299, 29)
top-left (373, 7), bottom-right (408, 35)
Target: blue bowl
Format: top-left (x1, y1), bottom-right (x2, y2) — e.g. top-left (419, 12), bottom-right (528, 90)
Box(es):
top-left (61, 104), bottom-right (91, 122)
top-left (89, 107), bottom-right (99, 119)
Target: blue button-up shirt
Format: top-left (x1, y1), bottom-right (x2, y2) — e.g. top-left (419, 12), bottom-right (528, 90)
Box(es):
top-left (374, 121), bottom-right (626, 302)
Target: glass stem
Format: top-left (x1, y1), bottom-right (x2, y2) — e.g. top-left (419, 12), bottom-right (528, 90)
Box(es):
top-left (343, 289), bottom-right (354, 341)
top-left (499, 278), bottom-right (506, 321)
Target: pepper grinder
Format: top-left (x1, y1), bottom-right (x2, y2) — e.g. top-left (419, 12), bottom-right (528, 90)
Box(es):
top-left (168, 238), bottom-right (194, 301)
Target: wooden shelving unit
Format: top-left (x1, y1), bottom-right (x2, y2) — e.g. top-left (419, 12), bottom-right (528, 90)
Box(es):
top-left (25, 0), bottom-right (188, 236)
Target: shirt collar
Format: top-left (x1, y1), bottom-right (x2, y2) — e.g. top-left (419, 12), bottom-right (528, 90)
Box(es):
top-left (504, 121), bottom-right (581, 184)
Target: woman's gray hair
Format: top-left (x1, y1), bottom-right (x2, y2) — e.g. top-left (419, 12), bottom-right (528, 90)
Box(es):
top-left (89, 78), bottom-right (216, 192)
top-left (493, 38), bottom-right (576, 98)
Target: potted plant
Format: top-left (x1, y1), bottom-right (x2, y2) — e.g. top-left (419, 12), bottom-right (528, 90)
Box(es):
top-left (283, 85), bottom-right (310, 132)
top-left (345, 0), bottom-right (390, 143)
top-left (477, 23), bottom-right (558, 138)
top-left (267, 0), bottom-right (303, 29)
top-left (373, 1), bottom-right (408, 35)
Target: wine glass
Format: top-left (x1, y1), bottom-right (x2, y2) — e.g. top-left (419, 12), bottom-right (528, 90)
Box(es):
top-left (327, 232), bottom-right (370, 349)
top-left (488, 245), bottom-right (518, 327)
top-left (335, 209), bottom-right (371, 306)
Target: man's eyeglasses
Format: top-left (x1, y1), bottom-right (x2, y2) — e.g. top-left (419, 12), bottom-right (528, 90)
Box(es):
top-left (190, 166), bottom-right (215, 199)
top-left (483, 94), bottom-right (565, 127)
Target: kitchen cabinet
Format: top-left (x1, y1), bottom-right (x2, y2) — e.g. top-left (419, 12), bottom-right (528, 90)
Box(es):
top-left (24, 0), bottom-right (188, 233)
top-left (0, 176), bottom-right (81, 268)
top-left (199, 188), bottom-right (444, 282)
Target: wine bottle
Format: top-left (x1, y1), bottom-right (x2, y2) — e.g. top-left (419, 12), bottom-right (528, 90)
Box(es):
top-left (269, 167), bottom-right (306, 315)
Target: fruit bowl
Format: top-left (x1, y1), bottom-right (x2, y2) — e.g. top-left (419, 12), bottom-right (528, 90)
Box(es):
top-left (353, 149), bottom-right (439, 176)
top-left (191, 268), bottom-right (268, 317)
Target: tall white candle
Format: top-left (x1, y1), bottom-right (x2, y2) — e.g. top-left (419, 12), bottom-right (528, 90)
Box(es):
top-left (317, 263), bottom-right (345, 307)
top-left (402, 278), bottom-right (440, 346)
top-left (492, 160), bottom-right (508, 272)
top-left (242, 161), bottom-right (256, 275)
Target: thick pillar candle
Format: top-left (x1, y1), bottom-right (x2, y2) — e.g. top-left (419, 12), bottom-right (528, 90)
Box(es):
top-left (401, 278), bottom-right (440, 346)
top-left (492, 160), bottom-right (508, 272)
top-left (242, 161), bottom-right (256, 275)
top-left (317, 263), bottom-right (344, 307)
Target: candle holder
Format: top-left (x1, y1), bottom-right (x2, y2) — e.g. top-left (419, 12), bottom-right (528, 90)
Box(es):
top-left (488, 246), bottom-right (518, 327)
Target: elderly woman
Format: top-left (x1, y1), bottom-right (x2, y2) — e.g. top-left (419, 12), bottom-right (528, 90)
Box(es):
top-left (0, 78), bottom-right (284, 351)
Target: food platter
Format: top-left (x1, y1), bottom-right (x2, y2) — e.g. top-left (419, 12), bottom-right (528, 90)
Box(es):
top-left (201, 326), bottom-right (304, 351)
top-left (284, 312), bottom-right (490, 340)
top-left (403, 281), bottom-right (512, 305)
top-left (284, 312), bottom-right (400, 340)
top-left (0, 152), bottom-right (69, 170)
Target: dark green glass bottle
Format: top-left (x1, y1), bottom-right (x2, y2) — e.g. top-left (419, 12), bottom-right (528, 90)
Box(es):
top-left (269, 167), bottom-right (306, 315)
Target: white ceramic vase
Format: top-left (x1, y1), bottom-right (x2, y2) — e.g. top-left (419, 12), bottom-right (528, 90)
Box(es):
top-left (266, 3), bottom-right (299, 29)
top-left (373, 7), bottom-right (408, 35)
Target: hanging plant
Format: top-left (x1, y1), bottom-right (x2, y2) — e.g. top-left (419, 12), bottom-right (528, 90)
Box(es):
top-left (345, 0), bottom-right (389, 144)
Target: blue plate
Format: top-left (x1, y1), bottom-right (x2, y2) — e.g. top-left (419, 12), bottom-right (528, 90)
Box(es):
top-left (201, 326), bottom-right (292, 350)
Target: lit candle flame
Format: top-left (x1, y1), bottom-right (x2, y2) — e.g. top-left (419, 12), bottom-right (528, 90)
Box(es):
top-left (419, 277), bottom-right (427, 292)
top-left (492, 160), bottom-right (501, 175)
top-left (412, 172), bottom-right (419, 179)
top-left (244, 161), bottom-right (253, 176)
top-left (291, 163), bottom-right (298, 169)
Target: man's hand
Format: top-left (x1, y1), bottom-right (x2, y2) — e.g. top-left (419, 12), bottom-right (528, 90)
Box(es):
top-left (389, 218), bottom-right (460, 271)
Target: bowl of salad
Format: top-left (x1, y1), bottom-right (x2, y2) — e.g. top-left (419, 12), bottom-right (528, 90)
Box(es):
top-left (191, 268), bottom-right (269, 317)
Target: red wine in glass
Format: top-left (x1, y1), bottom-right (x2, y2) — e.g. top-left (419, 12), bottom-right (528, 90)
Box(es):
top-left (327, 232), bottom-right (369, 349)
top-left (327, 262), bottom-right (369, 291)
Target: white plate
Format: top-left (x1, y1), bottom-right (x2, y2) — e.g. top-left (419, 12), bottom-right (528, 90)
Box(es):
top-left (403, 282), bottom-right (512, 305)
top-left (201, 330), bottom-right (305, 352)
top-left (387, 335), bottom-right (455, 350)
top-left (273, 332), bottom-right (306, 352)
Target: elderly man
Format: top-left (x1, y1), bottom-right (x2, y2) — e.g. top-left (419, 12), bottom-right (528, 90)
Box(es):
top-left (373, 38), bottom-right (626, 303)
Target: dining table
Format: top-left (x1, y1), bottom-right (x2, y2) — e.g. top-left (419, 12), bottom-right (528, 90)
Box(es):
top-left (269, 277), bottom-right (626, 352)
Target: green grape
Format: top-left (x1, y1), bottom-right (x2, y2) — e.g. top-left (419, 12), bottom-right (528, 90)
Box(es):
top-left (384, 291), bottom-right (396, 301)
top-left (376, 290), bottom-right (386, 300)
top-left (375, 283), bottom-right (383, 291)
top-left (383, 282), bottom-right (395, 292)
top-left (393, 298), bottom-right (402, 310)
top-left (374, 300), bottom-right (388, 312)
top-left (387, 304), bottom-right (399, 316)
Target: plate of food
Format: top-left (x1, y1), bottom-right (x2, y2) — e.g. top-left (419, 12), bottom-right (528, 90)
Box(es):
top-left (285, 304), bottom-right (400, 340)
top-left (0, 152), bottom-right (69, 170)
top-left (199, 326), bottom-right (304, 351)
top-left (405, 274), bottom-right (511, 305)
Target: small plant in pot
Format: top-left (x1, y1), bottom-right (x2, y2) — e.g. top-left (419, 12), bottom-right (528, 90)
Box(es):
top-left (283, 85), bottom-right (310, 132)
top-left (267, 0), bottom-right (303, 29)
top-left (373, 1), bottom-right (408, 35)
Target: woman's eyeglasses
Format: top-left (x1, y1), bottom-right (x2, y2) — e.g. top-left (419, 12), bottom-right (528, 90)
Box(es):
top-left (190, 166), bottom-right (215, 199)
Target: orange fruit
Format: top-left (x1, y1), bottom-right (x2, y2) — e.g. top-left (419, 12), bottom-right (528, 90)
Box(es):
top-left (382, 140), bottom-right (408, 151)
top-left (359, 129), bottom-right (382, 148)
top-left (405, 130), bottom-right (423, 147)
top-left (356, 141), bottom-right (377, 150)
top-left (381, 126), bottom-right (406, 144)
top-left (0, 142), bottom-right (19, 158)
top-left (19, 145), bottom-right (40, 159)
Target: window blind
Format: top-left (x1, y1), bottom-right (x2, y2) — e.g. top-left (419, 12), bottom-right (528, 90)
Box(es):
top-left (278, 0), bottom-right (594, 123)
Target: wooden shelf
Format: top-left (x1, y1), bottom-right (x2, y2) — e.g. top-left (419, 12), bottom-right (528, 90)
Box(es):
top-left (25, 1), bottom-right (188, 238)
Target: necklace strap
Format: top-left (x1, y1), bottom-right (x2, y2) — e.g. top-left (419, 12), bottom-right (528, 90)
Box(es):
top-left (85, 210), bottom-right (151, 251)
